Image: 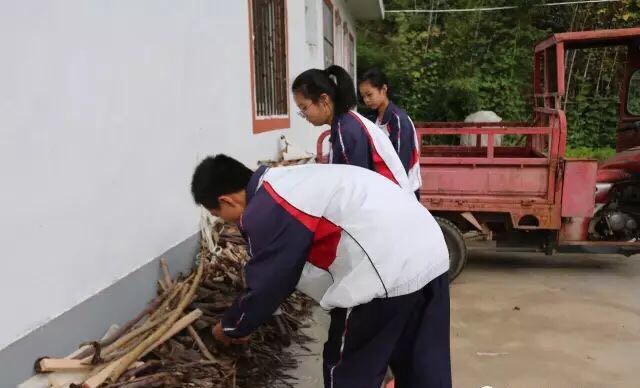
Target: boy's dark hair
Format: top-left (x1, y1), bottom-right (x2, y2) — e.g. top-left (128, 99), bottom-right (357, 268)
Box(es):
top-left (191, 154), bottom-right (253, 209)
top-left (358, 68), bottom-right (389, 93)
top-left (292, 65), bottom-right (356, 116)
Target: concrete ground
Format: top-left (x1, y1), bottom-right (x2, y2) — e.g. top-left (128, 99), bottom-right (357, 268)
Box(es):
top-left (292, 251), bottom-right (640, 388)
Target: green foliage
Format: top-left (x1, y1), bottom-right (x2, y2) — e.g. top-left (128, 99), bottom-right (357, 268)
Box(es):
top-left (565, 97), bottom-right (618, 149)
top-left (357, 0), bottom-right (640, 151)
top-left (628, 71), bottom-right (640, 114)
top-left (566, 147), bottom-right (616, 160)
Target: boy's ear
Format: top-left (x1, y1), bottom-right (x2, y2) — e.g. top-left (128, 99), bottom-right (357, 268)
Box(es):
top-left (219, 193), bottom-right (245, 209)
top-left (218, 195), bottom-right (233, 207)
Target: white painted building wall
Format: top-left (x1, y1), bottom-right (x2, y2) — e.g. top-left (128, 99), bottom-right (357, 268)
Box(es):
top-left (0, 0), bottom-right (360, 351)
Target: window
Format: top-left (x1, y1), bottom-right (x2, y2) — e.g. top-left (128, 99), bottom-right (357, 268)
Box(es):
top-left (304, 0), bottom-right (318, 46)
top-left (345, 27), bottom-right (355, 80)
top-left (322, 0), bottom-right (334, 68)
top-left (334, 11), bottom-right (342, 67)
top-left (249, 0), bottom-right (289, 133)
top-left (545, 47), bottom-right (558, 93)
top-left (627, 70), bottom-right (640, 116)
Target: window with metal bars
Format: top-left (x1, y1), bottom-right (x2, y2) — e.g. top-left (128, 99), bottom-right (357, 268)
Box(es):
top-left (348, 33), bottom-right (355, 79)
top-left (334, 11), bottom-right (342, 67)
top-left (323, 1), bottom-right (334, 68)
top-left (345, 27), bottom-right (355, 80)
top-left (251, 0), bottom-right (288, 130)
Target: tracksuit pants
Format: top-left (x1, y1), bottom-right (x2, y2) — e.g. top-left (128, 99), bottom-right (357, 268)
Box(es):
top-left (322, 272), bottom-right (451, 388)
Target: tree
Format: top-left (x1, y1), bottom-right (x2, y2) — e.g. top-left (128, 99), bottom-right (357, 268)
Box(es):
top-left (357, 0), bottom-right (640, 152)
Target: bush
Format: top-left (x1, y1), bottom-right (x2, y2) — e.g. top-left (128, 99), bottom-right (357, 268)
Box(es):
top-left (566, 147), bottom-right (616, 161)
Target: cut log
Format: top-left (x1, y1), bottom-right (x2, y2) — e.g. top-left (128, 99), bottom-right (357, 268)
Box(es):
top-left (36, 359), bottom-right (91, 373)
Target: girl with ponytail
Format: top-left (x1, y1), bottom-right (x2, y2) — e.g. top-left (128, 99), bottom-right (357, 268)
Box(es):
top-left (292, 65), bottom-right (411, 192)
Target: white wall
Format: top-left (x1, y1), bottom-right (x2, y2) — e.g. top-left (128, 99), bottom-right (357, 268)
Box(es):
top-left (334, 0), bottom-right (357, 79)
top-left (0, 0), bottom-right (332, 351)
top-left (282, 0), bottom-right (328, 149)
top-left (300, 0), bottom-right (358, 89)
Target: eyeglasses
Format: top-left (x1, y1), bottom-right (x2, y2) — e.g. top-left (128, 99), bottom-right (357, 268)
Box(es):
top-left (297, 104), bottom-right (311, 119)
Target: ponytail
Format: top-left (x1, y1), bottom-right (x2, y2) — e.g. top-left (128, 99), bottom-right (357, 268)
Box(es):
top-left (292, 65), bottom-right (356, 116)
top-left (325, 65), bottom-right (357, 116)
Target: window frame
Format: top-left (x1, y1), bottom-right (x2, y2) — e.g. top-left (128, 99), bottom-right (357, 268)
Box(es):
top-left (322, 0), bottom-right (334, 68)
top-left (344, 23), bottom-right (355, 80)
top-left (248, 0), bottom-right (291, 134)
top-left (334, 10), bottom-right (342, 67)
top-left (626, 69), bottom-right (640, 116)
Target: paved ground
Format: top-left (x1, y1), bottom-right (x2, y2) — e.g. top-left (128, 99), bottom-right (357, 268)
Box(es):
top-left (292, 251), bottom-right (640, 388)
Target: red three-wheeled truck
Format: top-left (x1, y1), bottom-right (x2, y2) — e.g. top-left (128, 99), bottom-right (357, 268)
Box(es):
top-left (318, 28), bottom-right (640, 280)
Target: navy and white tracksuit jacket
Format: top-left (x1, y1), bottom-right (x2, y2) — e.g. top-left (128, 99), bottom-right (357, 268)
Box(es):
top-left (329, 110), bottom-right (412, 193)
top-left (221, 164), bottom-right (451, 388)
top-left (375, 102), bottom-right (422, 192)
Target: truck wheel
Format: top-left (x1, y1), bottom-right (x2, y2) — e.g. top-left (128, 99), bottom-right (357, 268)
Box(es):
top-left (435, 217), bottom-right (468, 282)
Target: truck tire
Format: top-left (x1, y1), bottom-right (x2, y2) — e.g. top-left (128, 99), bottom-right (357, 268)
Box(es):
top-left (435, 217), bottom-right (468, 282)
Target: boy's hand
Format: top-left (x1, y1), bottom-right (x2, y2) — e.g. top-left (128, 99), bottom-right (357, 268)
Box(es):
top-left (212, 322), bottom-right (250, 346)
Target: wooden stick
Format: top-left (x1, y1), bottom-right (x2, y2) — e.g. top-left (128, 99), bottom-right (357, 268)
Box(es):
top-left (81, 363), bottom-right (118, 388)
top-left (112, 372), bottom-right (171, 388)
top-left (160, 261), bottom-right (212, 364)
top-left (80, 294), bottom-right (179, 364)
top-left (141, 309), bottom-right (202, 358)
top-left (107, 259), bottom-right (204, 382)
top-left (187, 325), bottom-right (216, 362)
top-left (118, 360), bottom-right (163, 383)
top-left (192, 302), bottom-right (231, 311)
top-left (157, 280), bottom-right (167, 292)
top-left (95, 310), bottom-right (186, 363)
top-left (160, 258), bottom-right (173, 288)
top-left (78, 361), bottom-right (145, 388)
top-left (73, 293), bottom-right (165, 360)
top-left (192, 320), bottom-right (211, 331)
top-left (198, 315), bottom-right (217, 325)
top-left (101, 334), bottom-right (148, 363)
top-left (81, 315), bottom-right (165, 364)
top-left (156, 258), bottom-right (172, 295)
top-left (148, 282), bottom-right (184, 322)
top-left (36, 358), bottom-right (91, 373)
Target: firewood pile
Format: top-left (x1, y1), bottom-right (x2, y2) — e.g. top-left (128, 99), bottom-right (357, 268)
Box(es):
top-left (34, 216), bottom-right (316, 388)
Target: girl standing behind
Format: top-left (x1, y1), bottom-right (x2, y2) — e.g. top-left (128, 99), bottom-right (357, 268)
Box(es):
top-left (358, 68), bottom-right (422, 198)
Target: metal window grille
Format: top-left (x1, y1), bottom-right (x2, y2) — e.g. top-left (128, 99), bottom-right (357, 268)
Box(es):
top-left (252, 0), bottom-right (288, 117)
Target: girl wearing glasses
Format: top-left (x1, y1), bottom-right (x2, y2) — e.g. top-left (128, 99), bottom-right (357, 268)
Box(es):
top-left (292, 65), bottom-right (410, 192)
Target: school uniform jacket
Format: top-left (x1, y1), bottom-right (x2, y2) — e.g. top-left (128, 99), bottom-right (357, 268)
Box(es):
top-left (221, 164), bottom-right (449, 338)
top-left (329, 110), bottom-right (411, 193)
top-left (377, 101), bottom-right (422, 192)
